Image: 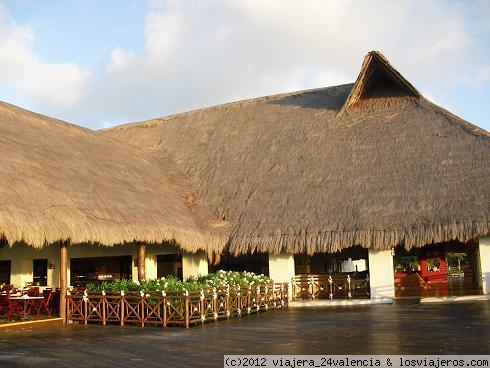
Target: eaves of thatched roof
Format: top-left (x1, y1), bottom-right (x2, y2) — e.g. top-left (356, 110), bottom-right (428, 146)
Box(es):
top-left (102, 51), bottom-right (490, 255)
top-left (0, 102), bottom-right (227, 253)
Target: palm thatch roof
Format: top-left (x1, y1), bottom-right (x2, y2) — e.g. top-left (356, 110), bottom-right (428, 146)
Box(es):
top-left (0, 101), bottom-right (226, 253)
top-left (102, 51), bottom-right (490, 255)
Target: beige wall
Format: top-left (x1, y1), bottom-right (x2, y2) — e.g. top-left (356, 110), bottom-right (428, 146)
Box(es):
top-left (0, 244), bottom-right (60, 287)
top-left (268, 253), bottom-right (295, 283)
top-left (368, 249), bottom-right (394, 301)
top-left (479, 236), bottom-right (490, 295)
top-left (268, 253), bottom-right (295, 299)
top-left (182, 251), bottom-right (208, 280)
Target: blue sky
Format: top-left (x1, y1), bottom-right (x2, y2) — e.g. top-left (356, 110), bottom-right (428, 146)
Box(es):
top-left (0, 0), bottom-right (489, 131)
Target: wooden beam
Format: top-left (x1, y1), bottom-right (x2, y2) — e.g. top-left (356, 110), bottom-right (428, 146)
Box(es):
top-left (137, 242), bottom-right (146, 282)
top-left (59, 240), bottom-right (68, 322)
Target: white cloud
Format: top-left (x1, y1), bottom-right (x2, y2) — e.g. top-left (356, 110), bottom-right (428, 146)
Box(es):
top-left (0, 5), bottom-right (89, 108)
top-left (478, 65), bottom-right (490, 81)
top-left (106, 48), bottom-right (136, 72)
top-left (80, 0), bottom-right (488, 129)
top-left (0, 1), bottom-right (489, 130)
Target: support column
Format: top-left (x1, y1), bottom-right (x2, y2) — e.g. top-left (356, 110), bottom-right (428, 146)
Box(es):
top-left (268, 253), bottom-right (295, 300)
top-left (478, 236), bottom-right (490, 295)
top-left (137, 242), bottom-right (147, 282)
top-left (59, 241), bottom-right (68, 322)
top-left (368, 249), bottom-right (394, 302)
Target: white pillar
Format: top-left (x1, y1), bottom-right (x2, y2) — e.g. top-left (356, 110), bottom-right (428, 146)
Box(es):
top-left (182, 251), bottom-right (208, 280)
top-left (145, 254), bottom-right (158, 280)
top-left (268, 253), bottom-right (295, 299)
top-left (368, 249), bottom-right (394, 301)
top-left (479, 236), bottom-right (490, 295)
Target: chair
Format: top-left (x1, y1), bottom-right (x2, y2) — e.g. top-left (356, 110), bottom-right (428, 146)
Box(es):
top-left (6, 290), bottom-right (22, 321)
top-left (36, 289), bottom-right (54, 317)
top-left (26, 287), bottom-right (40, 317)
top-left (0, 293), bottom-right (8, 315)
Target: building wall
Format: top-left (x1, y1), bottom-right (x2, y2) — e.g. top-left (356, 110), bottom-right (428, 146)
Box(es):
top-left (368, 249), bottom-right (394, 301)
top-left (182, 251), bottom-right (208, 279)
top-left (0, 243), bottom-right (199, 287)
top-left (268, 253), bottom-right (295, 283)
top-left (0, 244), bottom-right (59, 287)
top-left (268, 253), bottom-right (295, 299)
top-left (479, 236), bottom-right (490, 295)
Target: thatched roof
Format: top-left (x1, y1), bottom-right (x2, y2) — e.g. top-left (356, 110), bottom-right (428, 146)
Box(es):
top-left (102, 51), bottom-right (490, 255)
top-left (0, 101), bottom-right (226, 252)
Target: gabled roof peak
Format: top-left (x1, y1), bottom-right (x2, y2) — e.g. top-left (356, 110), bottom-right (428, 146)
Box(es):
top-left (342, 51), bottom-right (421, 110)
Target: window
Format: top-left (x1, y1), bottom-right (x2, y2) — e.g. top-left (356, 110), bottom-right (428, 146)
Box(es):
top-left (0, 260), bottom-right (11, 284)
top-left (33, 259), bottom-right (48, 286)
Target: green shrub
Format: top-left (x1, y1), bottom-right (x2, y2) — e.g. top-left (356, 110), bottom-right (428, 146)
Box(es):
top-left (84, 270), bottom-right (272, 292)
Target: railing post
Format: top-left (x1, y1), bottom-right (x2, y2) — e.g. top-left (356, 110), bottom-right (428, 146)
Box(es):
top-left (83, 290), bottom-right (88, 325)
top-left (328, 275), bottom-right (333, 300)
top-left (213, 287), bottom-right (218, 322)
top-left (347, 275), bottom-right (352, 299)
top-left (237, 286), bottom-right (242, 318)
top-left (120, 290), bottom-right (125, 326)
top-left (184, 289), bottom-right (189, 328)
top-left (162, 290), bottom-right (167, 328)
top-left (309, 275), bottom-right (314, 300)
top-left (140, 291), bottom-right (145, 327)
top-left (199, 289), bottom-right (205, 325)
top-left (102, 291), bottom-right (106, 325)
top-left (226, 285), bottom-right (230, 319)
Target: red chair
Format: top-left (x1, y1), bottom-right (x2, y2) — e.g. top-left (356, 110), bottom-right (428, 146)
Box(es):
top-left (29, 289), bottom-right (53, 317)
top-left (6, 290), bottom-right (22, 321)
top-left (26, 287), bottom-right (41, 317)
top-left (0, 293), bottom-right (8, 315)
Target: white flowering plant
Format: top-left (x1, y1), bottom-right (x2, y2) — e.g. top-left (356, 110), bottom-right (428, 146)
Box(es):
top-left (85, 271), bottom-right (272, 293)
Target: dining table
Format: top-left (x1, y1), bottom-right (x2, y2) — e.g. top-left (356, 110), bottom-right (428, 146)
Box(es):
top-left (9, 295), bottom-right (45, 320)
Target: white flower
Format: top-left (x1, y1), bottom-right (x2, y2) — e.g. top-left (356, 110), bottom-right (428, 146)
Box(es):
top-left (135, 280), bottom-right (140, 285)
top-left (120, 290), bottom-right (125, 296)
top-left (201, 315), bottom-right (206, 321)
top-left (145, 294), bottom-right (150, 298)
top-left (101, 290), bottom-right (106, 296)
top-left (140, 291), bottom-right (144, 297)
